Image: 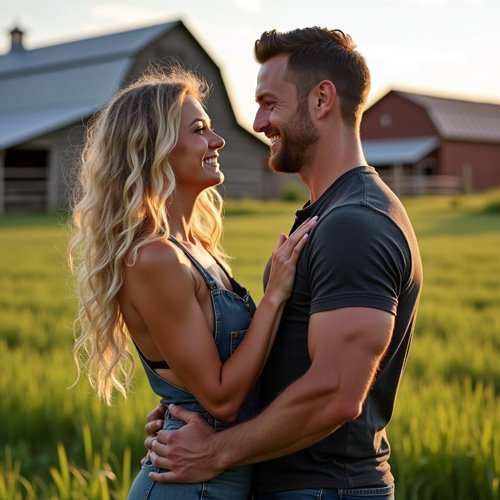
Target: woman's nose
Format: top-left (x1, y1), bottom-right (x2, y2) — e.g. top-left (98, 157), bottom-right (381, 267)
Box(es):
top-left (210, 131), bottom-right (225, 150)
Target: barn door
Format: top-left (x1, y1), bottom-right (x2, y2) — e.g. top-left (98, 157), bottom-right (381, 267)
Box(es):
top-left (4, 149), bottom-right (48, 212)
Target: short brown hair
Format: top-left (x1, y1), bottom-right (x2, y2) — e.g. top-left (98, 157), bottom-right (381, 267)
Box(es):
top-left (254, 27), bottom-right (370, 126)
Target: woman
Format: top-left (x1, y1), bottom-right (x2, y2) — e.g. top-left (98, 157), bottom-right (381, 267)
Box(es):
top-left (69, 67), bottom-right (316, 499)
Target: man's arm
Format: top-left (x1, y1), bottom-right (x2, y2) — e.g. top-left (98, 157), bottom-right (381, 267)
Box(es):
top-left (148, 306), bottom-right (393, 482)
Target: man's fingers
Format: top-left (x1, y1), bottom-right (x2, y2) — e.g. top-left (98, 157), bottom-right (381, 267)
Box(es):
top-left (149, 446), bottom-right (170, 469)
top-left (145, 418), bottom-right (163, 437)
top-left (148, 470), bottom-right (179, 483)
top-left (144, 434), bottom-right (157, 452)
top-left (145, 404), bottom-right (167, 424)
top-left (140, 451), bottom-right (150, 466)
top-left (167, 403), bottom-right (200, 425)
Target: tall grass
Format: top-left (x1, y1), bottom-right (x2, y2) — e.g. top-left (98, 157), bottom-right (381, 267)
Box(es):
top-left (0, 193), bottom-right (498, 498)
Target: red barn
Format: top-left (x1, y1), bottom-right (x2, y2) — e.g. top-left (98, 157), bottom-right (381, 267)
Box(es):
top-left (361, 90), bottom-right (500, 195)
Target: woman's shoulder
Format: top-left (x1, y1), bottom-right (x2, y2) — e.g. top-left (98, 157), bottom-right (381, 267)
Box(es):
top-left (131, 238), bottom-right (184, 275)
top-left (121, 238), bottom-right (199, 313)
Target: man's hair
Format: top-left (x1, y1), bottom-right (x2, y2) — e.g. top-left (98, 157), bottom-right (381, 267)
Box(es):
top-left (254, 27), bottom-right (371, 126)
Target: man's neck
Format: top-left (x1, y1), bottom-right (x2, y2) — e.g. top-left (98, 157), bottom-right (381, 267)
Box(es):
top-left (300, 131), bottom-right (366, 202)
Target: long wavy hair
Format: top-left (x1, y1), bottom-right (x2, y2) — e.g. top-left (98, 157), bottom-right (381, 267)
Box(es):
top-left (69, 67), bottom-right (229, 404)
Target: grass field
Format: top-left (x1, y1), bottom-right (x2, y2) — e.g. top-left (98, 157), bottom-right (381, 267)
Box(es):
top-left (0, 193), bottom-right (499, 499)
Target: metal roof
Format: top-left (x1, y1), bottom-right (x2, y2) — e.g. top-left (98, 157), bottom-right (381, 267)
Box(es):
top-left (0, 104), bottom-right (98, 149)
top-left (363, 136), bottom-right (439, 166)
top-left (0, 22), bottom-right (177, 77)
top-left (0, 22), bottom-right (179, 149)
top-left (395, 91), bottom-right (500, 143)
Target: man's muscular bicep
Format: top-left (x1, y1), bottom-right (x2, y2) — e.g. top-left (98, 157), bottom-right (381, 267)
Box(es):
top-left (307, 307), bottom-right (394, 416)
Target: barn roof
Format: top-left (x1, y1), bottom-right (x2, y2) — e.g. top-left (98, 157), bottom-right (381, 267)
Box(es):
top-left (394, 90), bottom-right (500, 143)
top-left (0, 22), bottom-right (179, 149)
top-left (363, 136), bottom-right (439, 166)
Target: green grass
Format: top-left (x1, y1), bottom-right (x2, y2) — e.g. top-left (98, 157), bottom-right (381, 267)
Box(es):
top-left (0, 193), bottom-right (499, 499)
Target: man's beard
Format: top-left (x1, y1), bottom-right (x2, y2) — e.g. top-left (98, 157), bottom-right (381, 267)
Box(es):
top-left (269, 99), bottom-right (319, 174)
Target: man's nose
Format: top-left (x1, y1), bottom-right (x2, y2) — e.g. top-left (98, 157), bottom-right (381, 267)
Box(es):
top-left (253, 108), bottom-right (269, 133)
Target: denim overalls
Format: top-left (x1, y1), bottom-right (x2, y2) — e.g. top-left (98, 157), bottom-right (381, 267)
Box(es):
top-left (128, 237), bottom-right (258, 500)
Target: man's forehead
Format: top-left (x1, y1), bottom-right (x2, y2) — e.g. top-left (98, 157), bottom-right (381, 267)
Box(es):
top-left (255, 53), bottom-right (293, 99)
top-left (257, 54), bottom-right (289, 81)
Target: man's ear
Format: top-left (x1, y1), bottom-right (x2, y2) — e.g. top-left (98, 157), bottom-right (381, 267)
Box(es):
top-left (311, 80), bottom-right (336, 119)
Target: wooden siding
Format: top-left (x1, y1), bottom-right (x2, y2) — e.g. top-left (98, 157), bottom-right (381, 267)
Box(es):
top-left (440, 141), bottom-right (500, 191)
top-left (137, 25), bottom-right (269, 198)
top-left (3, 149), bottom-right (48, 212)
top-left (0, 22), bottom-right (272, 212)
top-left (362, 93), bottom-right (438, 139)
top-left (362, 91), bottom-right (500, 192)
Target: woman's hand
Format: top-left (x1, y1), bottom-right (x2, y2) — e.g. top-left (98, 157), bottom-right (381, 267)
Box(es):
top-left (265, 216), bottom-right (318, 303)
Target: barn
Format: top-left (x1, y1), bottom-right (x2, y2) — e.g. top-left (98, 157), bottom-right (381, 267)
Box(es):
top-left (0, 21), bottom-right (275, 213)
top-left (361, 90), bottom-right (500, 196)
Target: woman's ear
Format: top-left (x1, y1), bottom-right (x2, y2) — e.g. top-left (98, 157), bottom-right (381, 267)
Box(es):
top-left (312, 80), bottom-right (336, 119)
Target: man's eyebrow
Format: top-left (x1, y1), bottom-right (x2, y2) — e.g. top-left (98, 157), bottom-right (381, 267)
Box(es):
top-left (255, 92), bottom-right (275, 103)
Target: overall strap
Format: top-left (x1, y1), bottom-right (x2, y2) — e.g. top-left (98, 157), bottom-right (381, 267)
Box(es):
top-left (168, 236), bottom-right (218, 291)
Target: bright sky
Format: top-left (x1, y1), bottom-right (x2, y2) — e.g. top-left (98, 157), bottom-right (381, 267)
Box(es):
top-left (1, 0), bottom-right (499, 130)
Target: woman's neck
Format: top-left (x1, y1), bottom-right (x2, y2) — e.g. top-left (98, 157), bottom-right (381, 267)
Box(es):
top-left (168, 195), bottom-right (197, 244)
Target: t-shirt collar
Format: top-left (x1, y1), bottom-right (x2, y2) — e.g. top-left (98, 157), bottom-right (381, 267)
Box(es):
top-left (294, 165), bottom-right (371, 223)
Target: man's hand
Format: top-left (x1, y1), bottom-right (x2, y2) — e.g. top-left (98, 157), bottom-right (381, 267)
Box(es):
top-left (142, 404), bottom-right (167, 464)
top-left (148, 404), bottom-right (222, 483)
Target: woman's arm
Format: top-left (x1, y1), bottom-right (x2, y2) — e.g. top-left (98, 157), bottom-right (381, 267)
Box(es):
top-left (129, 217), bottom-right (317, 422)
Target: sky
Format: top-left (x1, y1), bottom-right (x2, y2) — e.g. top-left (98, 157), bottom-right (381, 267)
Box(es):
top-left (1, 0), bottom-right (499, 130)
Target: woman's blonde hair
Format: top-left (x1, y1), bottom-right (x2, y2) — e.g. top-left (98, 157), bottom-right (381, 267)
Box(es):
top-left (69, 66), bottom-right (229, 404)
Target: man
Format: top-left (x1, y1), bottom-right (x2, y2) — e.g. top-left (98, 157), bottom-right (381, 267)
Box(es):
top-left (145, 27), bottom-right (422, 499)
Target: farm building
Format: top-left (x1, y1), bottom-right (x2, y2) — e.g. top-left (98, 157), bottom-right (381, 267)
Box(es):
top-left (0, 21), bottom-right (274, 213)
top-left (361, 90), bottom-right (500, 196)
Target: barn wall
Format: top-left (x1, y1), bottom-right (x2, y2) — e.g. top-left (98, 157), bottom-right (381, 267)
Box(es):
top-left (14, 123), bottom-right (86, 211)
top-left (440, 141), bottom-right (500, 191)
top-left (0, 150), bottom-right (5, 213)
top-left (0, 21), bottom-right (295, 212)
top-left (129, 26), bottom-right (271, 198)
top-left (362, 93), bottom-right (438, 140)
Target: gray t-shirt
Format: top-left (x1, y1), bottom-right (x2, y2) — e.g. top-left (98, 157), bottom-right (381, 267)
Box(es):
top-left (254, 166), bottom-right (422, 491)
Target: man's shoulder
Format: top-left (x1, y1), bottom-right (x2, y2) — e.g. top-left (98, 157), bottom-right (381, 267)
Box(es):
top-left (319, 200), bottom-right (394, 227)
top-left (319, 167), bottom-right (394, 209)
top-left (319, 171), bottom-right (410, 233)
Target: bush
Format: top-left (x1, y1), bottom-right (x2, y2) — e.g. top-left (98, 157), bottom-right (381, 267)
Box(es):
top-left (280, 182), bottom-right (307, 202)
top-left (483, 199), bottom-right (500, 214)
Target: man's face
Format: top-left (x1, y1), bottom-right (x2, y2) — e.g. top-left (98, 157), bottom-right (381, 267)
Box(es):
top-left (254, 54), bottom-right (319, 173)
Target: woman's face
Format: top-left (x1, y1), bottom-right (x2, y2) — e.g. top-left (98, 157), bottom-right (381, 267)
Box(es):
top-left (169, 95), bottom-right (226, 192)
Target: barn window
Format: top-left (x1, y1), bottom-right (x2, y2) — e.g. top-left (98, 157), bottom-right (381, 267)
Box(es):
top-left (379, 113), bottom-right (392, 128)
top-left (4, 148), bottom-right (48, 212)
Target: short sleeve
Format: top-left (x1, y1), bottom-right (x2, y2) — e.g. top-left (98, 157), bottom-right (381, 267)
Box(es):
top-left (306, 206), bottom-right (410, 315)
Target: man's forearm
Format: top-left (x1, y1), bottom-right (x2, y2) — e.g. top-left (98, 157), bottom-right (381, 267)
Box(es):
top-left (211, 367), bottom-right (349, 469)
top-left (150, 308), bottom-right (391, 483)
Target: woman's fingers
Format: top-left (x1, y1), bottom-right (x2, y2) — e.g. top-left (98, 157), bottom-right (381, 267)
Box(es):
top-left (290, 233), bottom-right (309, 262)
top-left (276, 216), bottom-right (318, 258)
